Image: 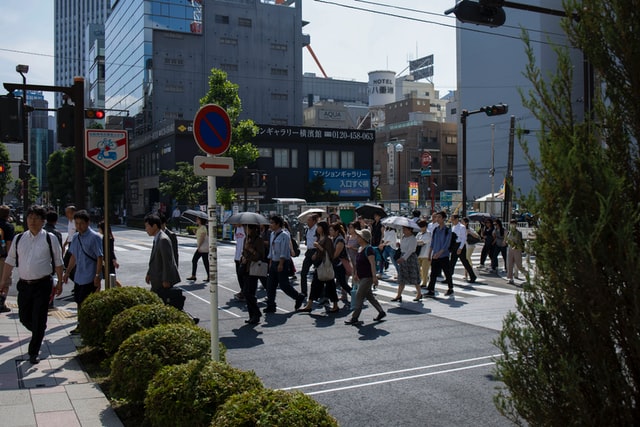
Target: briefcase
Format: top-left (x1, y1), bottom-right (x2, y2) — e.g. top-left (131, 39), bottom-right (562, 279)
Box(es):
top-left (157, 287), bottom-right (186, 310)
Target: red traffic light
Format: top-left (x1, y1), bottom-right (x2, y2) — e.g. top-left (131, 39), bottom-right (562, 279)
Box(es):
top-left (85, 108), bottom-right (105, 119)
top-left (0, 164), bottom-right (5, 173)
top-left (482, 104), bottom-right (508, 116)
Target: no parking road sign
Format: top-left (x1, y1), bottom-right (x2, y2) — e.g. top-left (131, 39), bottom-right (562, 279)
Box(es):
top-left (193, 104), bottom-right (231, 155)
top-left (85, 129), bottom-right (128, 171)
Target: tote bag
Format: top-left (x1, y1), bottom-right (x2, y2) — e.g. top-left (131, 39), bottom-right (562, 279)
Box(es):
top-left (249, 260), bottom-right (268, 277)
top-left (317, 252), bottom-right (335, 281)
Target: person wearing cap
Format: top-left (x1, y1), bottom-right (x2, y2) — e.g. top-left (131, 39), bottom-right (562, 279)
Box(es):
top-left (344, 228), bottom-right (386, 325)
top-left (505, 219), bottom-right (525, 285)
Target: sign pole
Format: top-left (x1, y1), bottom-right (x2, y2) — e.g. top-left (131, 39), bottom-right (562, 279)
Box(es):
top-left (208, 171), bottom-right (219, 361)
top-left (103, 170), bottom-right (110, 288)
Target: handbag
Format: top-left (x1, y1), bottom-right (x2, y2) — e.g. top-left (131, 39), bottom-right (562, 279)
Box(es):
top-left (317, 252), bottom-right (335, 281)
top-left (393, 248), bottom-right (402, 261)
top-left (467, 233), bottom-right (480, 245)
top-left (249, 260), bottom-right (268, 277)
top-left (341, 257), bottom-right (353, 276)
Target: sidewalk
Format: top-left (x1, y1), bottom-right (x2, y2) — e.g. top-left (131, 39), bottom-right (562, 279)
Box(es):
top-left (0, 296), bottom-right (123, 427)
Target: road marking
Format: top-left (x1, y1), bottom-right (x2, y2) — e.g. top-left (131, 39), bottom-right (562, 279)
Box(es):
top-left (282, 354), bottom-right (502, 395)
top-left (177, 286), bottom-right (241, 317)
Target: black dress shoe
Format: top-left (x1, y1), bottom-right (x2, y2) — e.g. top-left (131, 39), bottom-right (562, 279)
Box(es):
top-left (390, 296), bottom-right (402, 302)
top-left (424, 291), bottom-right (436, 298)
top-left (344, 318), bottom-right (361, 325)
top-left (245, 317), bottom-right (260, 324)
top-left (413, 295), bottom-right (423, 301)
top-left (296, 307), bottom-right (312, 313)
top-left (373, 312), bottom-right (386, 322)
top-left (294, 295), bottom-right (305, 311)
top-left (29, 355), bottom-right (40, 364)
top-left (263, 307), bottom-right (276, 314)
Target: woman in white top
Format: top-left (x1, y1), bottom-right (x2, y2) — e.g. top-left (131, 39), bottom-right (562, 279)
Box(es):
top-left (415, 220), bottom-right (431, 288)
top-left (186, 216), bottom-right (209, 281)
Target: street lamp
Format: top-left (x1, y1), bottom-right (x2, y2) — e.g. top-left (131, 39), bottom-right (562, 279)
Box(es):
top-left (16, 64), bottom-right (29, 217)
top-left (395, 142), bottom-right (404, 202)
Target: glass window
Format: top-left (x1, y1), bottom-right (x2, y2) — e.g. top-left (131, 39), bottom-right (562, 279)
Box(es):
top-left (341, 151), bottom-right (354, 168)
top-left (309, 150), bottom-right (323, 168)
top-left (274, 148), bottom-right (289, 168)
top-left (258, 147), bottom-right (272, 158)
top-left (290, 149), bottom-right (298, 168)
top-left (325, 151), bottom-right (339, 169)
top-left (215, 15), bottom-right (229, 24)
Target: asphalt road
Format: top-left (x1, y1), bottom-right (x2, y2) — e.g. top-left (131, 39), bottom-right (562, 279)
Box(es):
top-left (47, 224), bottom-right (525, 427)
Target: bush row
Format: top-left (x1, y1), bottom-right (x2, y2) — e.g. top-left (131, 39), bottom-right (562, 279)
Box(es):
top-left (78, 287), bottom-right (338, 426)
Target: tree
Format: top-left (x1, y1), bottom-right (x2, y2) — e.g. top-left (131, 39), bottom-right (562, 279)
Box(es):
top-left (12, 174), bottom-right (38, 206)
top-left (0, 143), bottom-right (12, 203)
top-left (47, 148), bottom-right (76, 205)
top-left (159, 162), bottom-right (205, 207)
top-left (199, 68), bottom-right (259, 169)
top-left (494, 2), bottom-right (640, 425)
top-left (216, 187), bottom-right (237, 210)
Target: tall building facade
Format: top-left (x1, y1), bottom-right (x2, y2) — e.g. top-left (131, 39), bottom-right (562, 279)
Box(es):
top-left (103, 0), bottom-right (306, 215)
top-left (54, 0), bottom-right (111, 106)
top-left (456, 0), bottom-right (584, 202)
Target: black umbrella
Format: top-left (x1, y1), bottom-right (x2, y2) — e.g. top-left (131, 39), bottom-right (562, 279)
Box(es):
top-left (468, 212), bottom-right (495, 222)
top-left (224, 212), bottom-right (269, 225)
top-left (181, 209), bottom-right (208, 223)
top-left (355, 203), bottom-right (387, 219)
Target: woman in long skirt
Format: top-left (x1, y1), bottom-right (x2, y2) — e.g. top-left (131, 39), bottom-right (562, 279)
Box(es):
top-left (391, 226), bottom-right (422, 302)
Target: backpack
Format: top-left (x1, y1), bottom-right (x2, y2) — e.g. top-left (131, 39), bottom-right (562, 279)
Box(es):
top-left (0, 227), bottom-right (6, 258)
top-left (448, 228), bottom-right (459, 253)
top-left (291, 238), bottom-right (301, 257)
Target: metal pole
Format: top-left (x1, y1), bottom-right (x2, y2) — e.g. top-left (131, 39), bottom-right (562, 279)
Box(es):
top-left (243, 169), bottom-right (248, 211)
top-left (461, 110), bottom-right (468, 218)
top-left (19, 71), bottom-right (28, 216)
top-left (207, 170), bottom-right (219, 361)
top-left (103, 169), bottom-right (110, 288)
top-left (503, 115), bottom-right (516, 223)
top-left (491, 123), bottom-right (495, 213)
top-left (72, 77), bottom-right (85, 209)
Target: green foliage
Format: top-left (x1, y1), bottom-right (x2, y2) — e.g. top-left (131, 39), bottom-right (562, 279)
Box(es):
top-left (212, 388), bottom-right (339, 427)
top-left (216, 186), bottom-right (237, 209)
top-left (144, 359), bottom-right (263, 427)
top-left (77, 287), bottom-right (162, 348)
top-left (104, 303), bottom-right (193, 355)
top-left (0, 143), bottom-right (11, 202)
top-left (110, 323), bottom-right (211, 403)
top-left (46, 148), bottom-right (76, 204)
top-left (494, 6), bottom-right (640, 425)
top-left (199, 68), bottom-right (259, 169)
top-left (159, 161), bottom-right (205, 207)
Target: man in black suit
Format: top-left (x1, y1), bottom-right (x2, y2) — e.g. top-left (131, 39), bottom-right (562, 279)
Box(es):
top-left (144, 214), bottom-right (180, 294)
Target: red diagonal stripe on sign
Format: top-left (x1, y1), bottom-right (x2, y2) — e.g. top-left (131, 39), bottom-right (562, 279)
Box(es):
top-left (88, 137), bottom-right (127, 158)
top-left (202, 115), bottom-right (226, 145)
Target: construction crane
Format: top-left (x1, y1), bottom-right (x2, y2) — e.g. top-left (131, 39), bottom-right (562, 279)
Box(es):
top-left (305, 45), bottom-right (328, 78)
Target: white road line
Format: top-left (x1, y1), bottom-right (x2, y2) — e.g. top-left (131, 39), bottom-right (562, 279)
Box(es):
top-left (304, 362), bottom-right (495, 395)
top-left (177, 286), bottom-right (241, 317)
top-left (121, 244), bottom-right (150, 251)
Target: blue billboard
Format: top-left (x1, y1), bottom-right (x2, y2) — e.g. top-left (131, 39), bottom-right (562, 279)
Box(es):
top-left (309, 169), bottom-right (371, 198)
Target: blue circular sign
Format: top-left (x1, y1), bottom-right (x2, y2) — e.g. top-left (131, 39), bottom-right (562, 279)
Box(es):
top-left (193, 104), bottom-right (231, 155)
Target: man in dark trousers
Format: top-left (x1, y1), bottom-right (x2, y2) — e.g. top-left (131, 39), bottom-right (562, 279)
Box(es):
top-left (425, 211), bottom-right (455, 298)
top-left (450, 214), bottom-right (477, 283)
top-left (299, 214), bottom-right (318, 297)
top-left (144, 214), bottom-right (181, 295)
top-left (0, 205), bottom-right (64, 364)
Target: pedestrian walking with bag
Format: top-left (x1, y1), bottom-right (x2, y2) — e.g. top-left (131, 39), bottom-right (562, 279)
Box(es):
top-left (415, 220), bottom-right (431, 289)
top-left (241, 224), bottom-right (266, 324)
top-left (0, 205), bottom-right (64, 364)
top-left (144, 214), bottom-right (181, 304)
top-left (505, 219), bottom-right (526, 284)
top-left (491, 219), bottom-right (508, 272)
top-left (344, 229), bottom-right (385, 325)
top-left (462, 217), bottom-right (480, 281)
top-left (390, 226), bottom-right (422, 302)
top-left (186, 216), bottom-right (209, 282)
top-left (329, 222), bottom-right (352, 307)
top-left (298, 221), bottom-right (339, 313)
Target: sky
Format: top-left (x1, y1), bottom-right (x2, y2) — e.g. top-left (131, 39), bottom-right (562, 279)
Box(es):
top-left (0, 0), bottom-right (458, 108)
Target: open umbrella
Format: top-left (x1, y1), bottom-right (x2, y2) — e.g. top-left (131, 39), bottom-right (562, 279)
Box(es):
top-left (354, 203), bottom-right (387, 219)
top-left (297, 208), bottom-right (326, 220)
top-left (182, 209), bottom-right (208, 223)
top-left (225, 212), bottom-right (269, 225)
top-left (468, 212), bottom-right (495, 222)
top-left (381, 215), bottom-right (421, 231)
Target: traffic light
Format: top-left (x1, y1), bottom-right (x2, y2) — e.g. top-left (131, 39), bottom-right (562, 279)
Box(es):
top-left (481, 104), bottom-right (509, 116)
top-left (57, 105), bottom-right (75, 147)
top-left (444, 0), bottom-right (506, 28)
top-left (260, 173), bottom-right (268, 187)
top-left (0, 164), bottom-right (5, 177)
top-left (85, 108), bottom-right (105, 119)
top-left (19, 163), bottom-right (30, 180)
top-left (0, 95), bottom-right (24, 141)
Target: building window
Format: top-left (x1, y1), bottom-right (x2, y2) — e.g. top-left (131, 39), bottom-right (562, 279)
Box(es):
top-left (291, 149), bottom-right (298, 168)
top-left (446, 135), bottom-right (457, 144)
top-left (271, 93), bottom-right (288, 100)
top-left (215, 15), bottom-right (229, 24)
top-left (238, 17), bottom-right (252, 27)
top-left (271, 43), bottom-right (287, 51)
top-left (258, 147), bottom-right (272, 158)
top-left (270, 68), bottom-right (288, 76)
top-left (220, 63), bottom-right (238, 72)
top-left (445, 155), bottom-right (457, 165)
top-left (451, 107), bottom-right (457, 115)
top-left (341, 151), bottom-right (354, 168)
top-left (274, 148), bottom-right (289, 168)
top-left (220, 37), bottom-right (238, 45)
top-left (325, 151), bottom-right (339, 169)
top-left (271, 118), bottom-right (288, 125)
top-left (309, 150), bottom-right (323, 168)
top-left (164, 57), bottom-right (183, 66)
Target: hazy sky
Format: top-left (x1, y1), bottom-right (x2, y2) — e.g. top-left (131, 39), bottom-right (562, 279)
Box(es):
top-left (0, 0), bottom-right (457, 107)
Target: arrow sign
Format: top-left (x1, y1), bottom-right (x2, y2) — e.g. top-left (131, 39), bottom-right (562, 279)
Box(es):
top-left (193, 155), bottom-right (234, 177)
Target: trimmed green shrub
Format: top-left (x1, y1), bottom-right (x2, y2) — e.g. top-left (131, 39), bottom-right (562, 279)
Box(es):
top-left (78, 286), bottom-right (162, 348)
top-left (110, 323), bottom-right (210, 403)
top-left (211, 388), bottom-right (339, 426)
top-left (104, 303), bottom-right (193, 355)
top-left (145, 359), bottom-right (263, 427)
